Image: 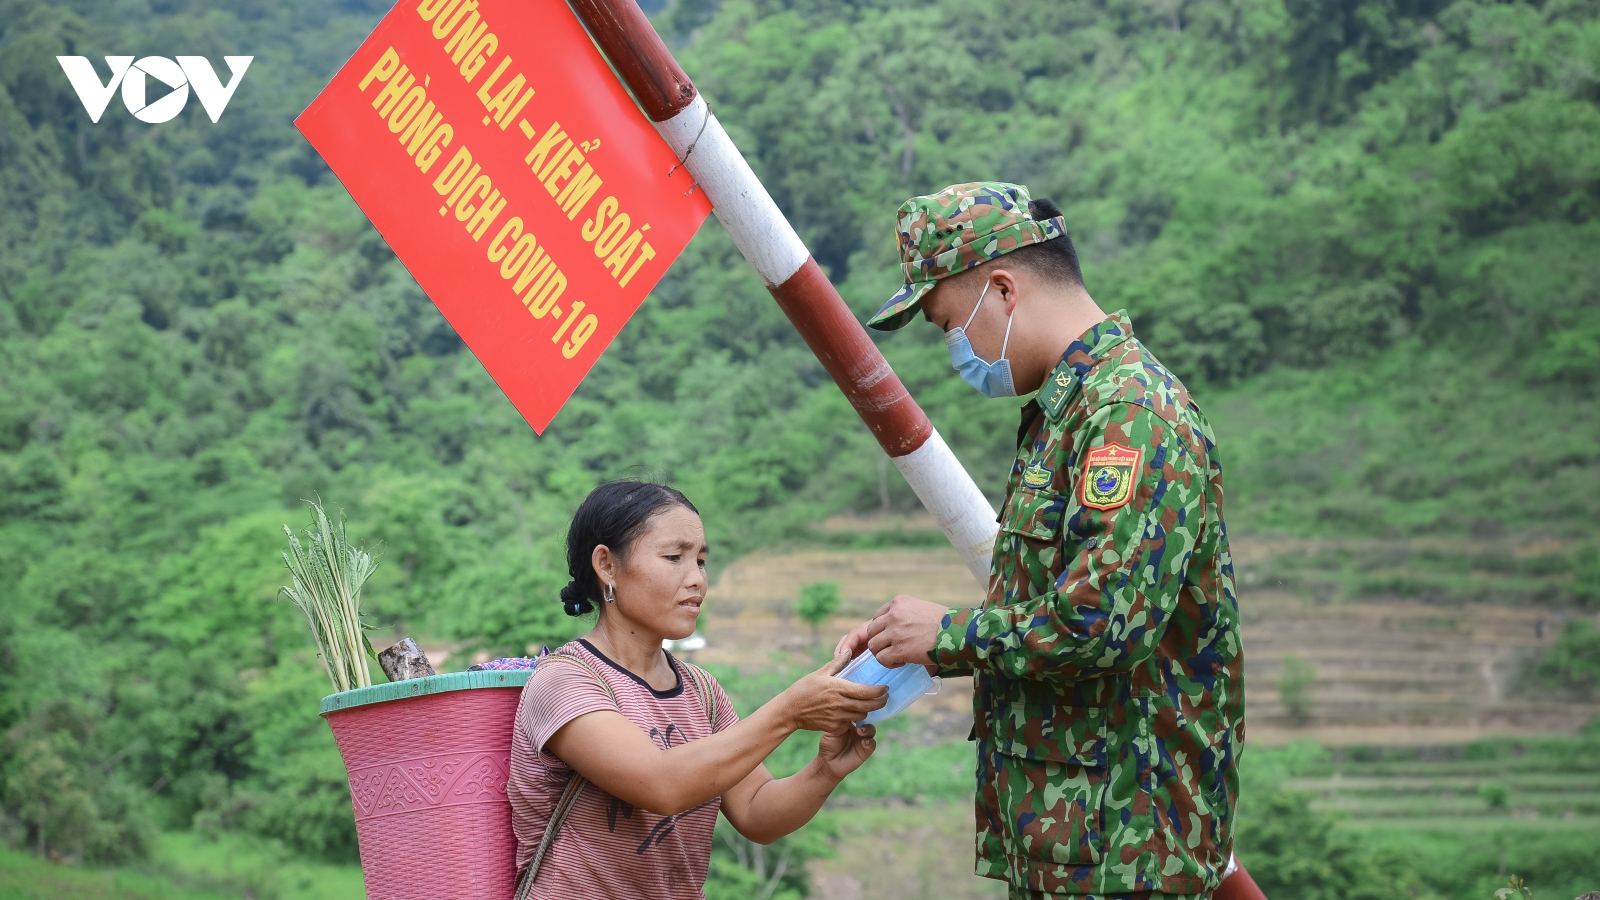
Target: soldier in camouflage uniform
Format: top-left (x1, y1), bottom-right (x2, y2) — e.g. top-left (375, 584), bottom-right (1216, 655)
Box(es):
top-left (839, 183), bottom-right (1245, 898)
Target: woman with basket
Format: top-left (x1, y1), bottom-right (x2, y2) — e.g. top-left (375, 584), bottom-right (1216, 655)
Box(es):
top-left (509, 480), bottom-right (887, 899)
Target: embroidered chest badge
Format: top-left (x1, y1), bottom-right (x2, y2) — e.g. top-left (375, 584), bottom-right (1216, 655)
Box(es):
top-left (1022, 461), bottom-right (1054, 489)
top-left (1080, 443), bottom-right (1142, 510)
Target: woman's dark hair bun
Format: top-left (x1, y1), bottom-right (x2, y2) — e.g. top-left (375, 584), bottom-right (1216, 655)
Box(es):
top-left (559, 480), bottom-right (699, 618)
top-left (559, 581), bottom-right (592, 617)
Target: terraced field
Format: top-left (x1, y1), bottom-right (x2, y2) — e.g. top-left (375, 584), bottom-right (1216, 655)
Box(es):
top-left (1241, 592), bottom-right (1593, 744)
top-left (697, 531), bottom-right (1599, 746)
top-left (696, 531), bottom-right (1600, 899)
top-left (1298, 768), bottom-right (1600, 820)
top-left (1292, 742), bottom-right (1600, 827)
top-left (1289, 741), bottom-right (1600, 898)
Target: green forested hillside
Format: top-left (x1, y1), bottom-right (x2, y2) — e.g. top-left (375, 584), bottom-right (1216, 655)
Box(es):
top-left (1, 0), bottom-right (1597, 893)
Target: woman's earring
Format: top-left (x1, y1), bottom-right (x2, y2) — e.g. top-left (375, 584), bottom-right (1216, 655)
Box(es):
top-left (604, 582), bottom-right (615, 604)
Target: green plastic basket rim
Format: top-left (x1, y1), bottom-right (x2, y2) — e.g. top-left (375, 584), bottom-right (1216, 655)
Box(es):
top-left (319, 669), bottom-right (534, 716)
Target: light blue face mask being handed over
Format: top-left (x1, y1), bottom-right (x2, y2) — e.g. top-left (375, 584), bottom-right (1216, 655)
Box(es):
top-left (945, 279), bottom-right (1017, 398)
top-left (837, 650), bottom-right (940, 726)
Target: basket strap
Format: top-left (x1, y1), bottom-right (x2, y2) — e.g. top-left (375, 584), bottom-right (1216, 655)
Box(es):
top-left (676, 660), bottom-right (719, 729)
top-left (514, 770), bottom-right (588, 899)
top-left (513, 652), bottom-right (618, 898)
top-left (539, 651), bottom-right (619, 705)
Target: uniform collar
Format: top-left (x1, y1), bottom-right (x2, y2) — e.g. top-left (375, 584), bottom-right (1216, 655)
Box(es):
top-left (1037, 310), bottom-right (1135, 417)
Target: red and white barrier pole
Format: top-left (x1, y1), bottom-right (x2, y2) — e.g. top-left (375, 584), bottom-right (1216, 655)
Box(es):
top-left (1217, 856), bottom-right (1267, 900)
top-left (568, 2), bottom-right (1262, 896)
top-left (566, 0), bottom-right (997, 582)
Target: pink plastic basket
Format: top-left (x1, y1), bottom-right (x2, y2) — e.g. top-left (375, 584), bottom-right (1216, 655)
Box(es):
top-left (321, 670), bottom-right (533, 899)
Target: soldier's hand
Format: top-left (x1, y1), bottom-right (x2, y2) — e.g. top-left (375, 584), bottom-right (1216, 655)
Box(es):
top-left (865, 594), bottom-right (947, 672)
top-left (833, 599), bottom-right (894, 660)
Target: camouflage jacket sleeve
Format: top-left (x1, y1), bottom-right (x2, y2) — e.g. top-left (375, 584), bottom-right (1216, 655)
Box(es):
top-left (931, 404), bottom-right (1207, 681)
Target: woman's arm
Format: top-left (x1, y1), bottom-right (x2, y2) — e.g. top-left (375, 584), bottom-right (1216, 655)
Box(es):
top-left (542, 651), bottom-right (885, 816)
top-left (718, 725), bottom-right (876, 845)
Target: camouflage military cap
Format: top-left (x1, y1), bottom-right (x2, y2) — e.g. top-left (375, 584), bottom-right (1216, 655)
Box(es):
top-left (868, 181), bottom-right (1068, 331)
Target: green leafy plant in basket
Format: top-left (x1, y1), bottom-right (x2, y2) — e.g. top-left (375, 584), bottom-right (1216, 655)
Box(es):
top-left (280, 499), bottom-right (381, 692)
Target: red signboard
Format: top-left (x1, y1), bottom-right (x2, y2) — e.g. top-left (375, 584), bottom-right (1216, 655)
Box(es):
top-left (297, 0), bottom-right (710, 433)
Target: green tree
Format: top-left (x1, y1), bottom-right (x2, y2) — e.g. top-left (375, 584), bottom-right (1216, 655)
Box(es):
top-left (1279, 654), bottom-right (1317, 725)
top-left (1571, 545), bottom-right (1600, 607)
top-left (704, 816), bottom-right (831, 900)
top-left (2, 700), bottom-right (153, 864)
top-left (1479, 781), bottom-right (1511, 811)
top-left (795, 582), bottom-right (842, 647)
top-left (1236, 790), bottom-right (1416, 900)
top-left (1533, 619), bottom-right (1600, 700)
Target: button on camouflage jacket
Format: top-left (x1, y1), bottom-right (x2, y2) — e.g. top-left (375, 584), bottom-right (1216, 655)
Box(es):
top-left (931, 311), bottom-right (1244, 895)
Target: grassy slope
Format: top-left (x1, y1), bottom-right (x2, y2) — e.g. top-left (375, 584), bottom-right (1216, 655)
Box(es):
top-left (0, 833), bottom-right (365, 900)
top-left (0, 845), bottom-right (227, 900)
top-left (153, 832), bottom-right (365, 900)
top-left (1294, 738), bottom-right (1600, 897)
top-left (719, 653), bottom-right (1600, 896)
top-left (1211, 351), bottom-right (1600, 546)
top-left (802, 727), bottom-right (1600, 898)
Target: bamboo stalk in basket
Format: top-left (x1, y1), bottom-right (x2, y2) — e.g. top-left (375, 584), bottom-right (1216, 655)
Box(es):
top-left (280, 500), bottom-right (380, 692)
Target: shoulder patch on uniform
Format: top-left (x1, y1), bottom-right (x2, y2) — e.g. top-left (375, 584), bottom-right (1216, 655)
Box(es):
top-left (1080, 443), bottom-right (1142, 510)
top-left (1022, 461), bottom-right (1054, 489)
top-left (1039, 367), bottom-right (1077, 418)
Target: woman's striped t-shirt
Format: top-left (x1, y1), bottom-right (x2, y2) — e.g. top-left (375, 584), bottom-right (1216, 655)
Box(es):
top-left (508, 639), bottom-right (739, 900)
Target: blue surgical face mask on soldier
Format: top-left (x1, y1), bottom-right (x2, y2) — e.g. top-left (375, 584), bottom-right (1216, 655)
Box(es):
top-left (837, 650), bottom-right (940, 725)
top-left (945, 279), bottom-right (1017, 398)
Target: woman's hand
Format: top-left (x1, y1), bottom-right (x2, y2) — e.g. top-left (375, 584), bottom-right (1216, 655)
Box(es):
top-left (721, 721), bottom-right (877, 843)
top-left (777, 648), bottom-right (888, 734)
top-left (834, 618), bottom-right (874, 661)
top-left (717, 653), bottom-right (881, 845)
top-left (815, 724), bottom-right (876, 782)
